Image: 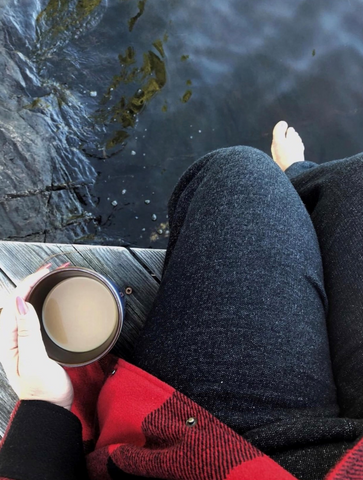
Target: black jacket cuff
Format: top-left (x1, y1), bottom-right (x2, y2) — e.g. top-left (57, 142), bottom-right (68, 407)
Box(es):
top-left (0, 400), bottom-right (88, 480)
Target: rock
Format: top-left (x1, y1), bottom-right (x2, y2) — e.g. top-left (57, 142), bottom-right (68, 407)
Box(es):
top-left (0, 16), bottom-right (98, 243)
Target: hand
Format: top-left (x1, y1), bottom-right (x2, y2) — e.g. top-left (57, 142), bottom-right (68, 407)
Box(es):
top-left (0, 265), bottom-right (74, 411)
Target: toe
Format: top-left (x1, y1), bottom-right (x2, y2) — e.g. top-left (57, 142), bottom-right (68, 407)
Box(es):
top-left (286, 127), bottom-right (296, 138)
top-left (286, 127), bottom-right (305, 155)
top-left (287, 127), bottom-right (302, 142)
top-left (272, 121), bottom-right (288, 141)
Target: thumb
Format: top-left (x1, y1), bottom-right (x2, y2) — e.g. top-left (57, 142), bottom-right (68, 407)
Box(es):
top-left (16, 297), bottom-right (49, 365)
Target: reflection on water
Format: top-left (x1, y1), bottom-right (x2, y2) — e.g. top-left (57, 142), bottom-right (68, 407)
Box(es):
top-left (33, 0), bottom-right (169, 152)
top-left (1, 0), bottom-right (363, 247)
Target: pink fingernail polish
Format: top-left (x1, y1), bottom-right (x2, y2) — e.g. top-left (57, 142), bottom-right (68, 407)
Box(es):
top-left (58, 262), bottom-right (71, 269)
top-left (16, 296), bottom-right (28, 315)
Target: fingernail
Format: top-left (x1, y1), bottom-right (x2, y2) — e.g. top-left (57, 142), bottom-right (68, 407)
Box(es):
top-left (16, 296), bottom-right (28, 316)
top-left (58, 262), bottom-right (71, 269)
top-left (36, 263), bottom-right (52, 272)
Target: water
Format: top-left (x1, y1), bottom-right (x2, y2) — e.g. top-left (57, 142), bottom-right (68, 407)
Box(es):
top-left (1, 0), bottom-right (363, 248)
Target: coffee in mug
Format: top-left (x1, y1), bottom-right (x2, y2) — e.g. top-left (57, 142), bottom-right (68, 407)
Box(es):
top-left (42, 276), bottom-right (118, 353)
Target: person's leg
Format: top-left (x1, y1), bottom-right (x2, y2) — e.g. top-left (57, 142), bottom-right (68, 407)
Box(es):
top-left (130, 144), bottom-right (339, 433)
top-left (130, 137), bottom-right (363, 480)
top-left (285, 152), bottom-right (363, 420)
top-left (271, 120), bottom-right (363, 419)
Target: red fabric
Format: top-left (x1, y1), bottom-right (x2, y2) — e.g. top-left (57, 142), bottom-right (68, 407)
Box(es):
top-left (325, 436), bottom-right (363, 479)
top-left (65, 354), bottom-right (296, 479)
top-left (64, 354), bottom-right (363, 479)
top-left (64, 354), bottom-right (118, 447)
top-left (96, 357), bottom-right (174, 449)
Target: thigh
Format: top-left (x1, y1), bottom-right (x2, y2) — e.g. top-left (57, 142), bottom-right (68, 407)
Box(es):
top-left (130, 146), bottom-right (339, 433)
top-left (286, 154), bottom-right (363, 418)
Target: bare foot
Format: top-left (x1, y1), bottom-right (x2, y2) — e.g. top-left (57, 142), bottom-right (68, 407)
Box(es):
top-left (271, 121), bottom-right (305, 172)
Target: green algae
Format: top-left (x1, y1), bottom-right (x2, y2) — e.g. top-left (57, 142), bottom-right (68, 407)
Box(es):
top-left (75, 0), bottom-right (102, 16)
top-left (153, 40), bottom-right (165, 58)
top-left (128, 0), bottom-right (148, 32)
top-left (181, 90), bottom-right (192, 103)
top-left (37, 0), bottom-right (102, 25)
top-left (75, 233), bottom-right (96, 242)
top-left (23, 98), bottom-right (44, 110)
top-left (35, 0), bottom-right (103, 56)
top-left (94, 42), bottom-right (167, 149)
top-left (37, 0), bottom-right (102, 22)
top-left (119, 46), bottom-right (137, 67)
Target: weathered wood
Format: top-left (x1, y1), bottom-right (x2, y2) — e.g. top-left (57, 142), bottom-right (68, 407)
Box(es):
top-left (0, 362), bottom-right (18, 437)
top-left (0, 241), bottom-right (166, 437)
top-left (0, 271), bottom-right (16, 309)
top-left (129, 248), bottom-right (166, 281)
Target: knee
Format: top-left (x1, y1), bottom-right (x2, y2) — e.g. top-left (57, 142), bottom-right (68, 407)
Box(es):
top-left (214, 145), bottom-right (270, 161)
top-left (208, 145), bottom-right (276, 175)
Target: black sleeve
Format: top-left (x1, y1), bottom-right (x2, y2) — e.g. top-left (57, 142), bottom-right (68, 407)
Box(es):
top-left (0, 400), bottom-right (88, 480)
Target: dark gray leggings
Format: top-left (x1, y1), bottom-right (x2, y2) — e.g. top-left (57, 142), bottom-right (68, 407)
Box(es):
top-left (130, 146), bottom-right (363, 479)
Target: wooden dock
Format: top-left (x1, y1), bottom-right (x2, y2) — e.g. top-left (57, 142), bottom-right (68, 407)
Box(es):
top-left (0, 241), bottom-right (166, 437)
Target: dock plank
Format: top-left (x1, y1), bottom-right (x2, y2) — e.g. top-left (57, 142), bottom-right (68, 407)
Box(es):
top-left (129, 248), bottom-right (166, 281)
top-left (0, 241), bottom-right (166, 437)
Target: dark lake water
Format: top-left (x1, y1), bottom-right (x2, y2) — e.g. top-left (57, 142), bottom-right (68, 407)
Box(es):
top-left (2, 0), bottom-right (363, 248)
